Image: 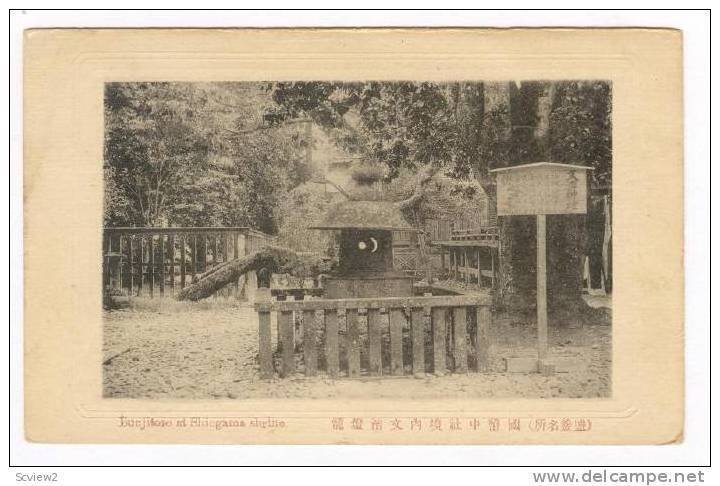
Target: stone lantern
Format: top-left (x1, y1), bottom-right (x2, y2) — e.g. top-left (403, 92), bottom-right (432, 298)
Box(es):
top-left (309, 200), bottom-right (417, 299)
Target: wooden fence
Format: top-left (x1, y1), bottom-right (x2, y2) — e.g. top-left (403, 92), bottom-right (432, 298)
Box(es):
top-left (447, 247), bottom-right (496, 287)
top-left (255, 293), bottom-right (492, 379)
top-left (103, 227), bottom-right (276, 298)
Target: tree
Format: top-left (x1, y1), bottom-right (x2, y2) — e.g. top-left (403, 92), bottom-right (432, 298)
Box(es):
top-left (276, 183), bottom-right (337, 254)
top-left (176, 245), bottom-right (335, 301)
top-left (477, 81), bottom-right (612, 316)
top-left (104, 83), bottom-right (214, 226)
top-left (103, 165), bottom-right (133, 226)
top-left (269, 82), bottom-right (458, 176)
top-left (104, 82), bottom-right (316, 232)
top-left (549, 81), bottom-right (612, 185)
top-left (268, 80), bottom-right (612, 318)
top-left (176, 167), bottom-right (440, 301)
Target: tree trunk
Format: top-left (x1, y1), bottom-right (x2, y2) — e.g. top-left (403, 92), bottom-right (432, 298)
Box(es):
top-left (176, 246), bottom-right (330, 301)
top-left (547, 214), bottom-right (587, 321)
top-left (484, 81), bottom-right (592, 321)
top-left (495, 214), bottom-right (587, 318)
top-left (496, 215), bottom-right (536, 312)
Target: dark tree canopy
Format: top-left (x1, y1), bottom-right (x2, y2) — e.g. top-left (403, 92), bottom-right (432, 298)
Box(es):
top-left (104, 82), bottom-right (315, 233)
top-left (268, 80), bottom-right (612, 315)
top-left (268, 80), bottom-right (611, 190)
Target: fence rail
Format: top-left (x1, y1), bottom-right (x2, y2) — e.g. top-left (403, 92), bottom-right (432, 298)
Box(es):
top-left (103, 226), bottom-right (276, 298)
top-left (451, 226), bottom-right (499, 242)
top-left (255, 293), bottom-right (492, 379)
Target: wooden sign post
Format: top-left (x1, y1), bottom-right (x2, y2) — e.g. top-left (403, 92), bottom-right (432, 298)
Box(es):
top-left (536, 213), bottom-right (547, 361)
top-left (491, 162), bottom-right (592, 373)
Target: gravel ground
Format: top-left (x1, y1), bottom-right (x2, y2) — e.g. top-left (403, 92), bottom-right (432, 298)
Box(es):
top-left (103, 298), bottom-right (611, 400)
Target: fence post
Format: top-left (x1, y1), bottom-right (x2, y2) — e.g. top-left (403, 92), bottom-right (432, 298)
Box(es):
top-left (453, 250), bottom-right (457, 280)
top-left (159, 234), bottom-right (165, 296)
top-left (233, 232), bottom-right (240, 297)
top-left (257, 288), bottom-right (273, 379)
top-left (118, 235), bottom-right (124, 291)
top-left (475, 305), bottom-right (491, 372)
top-left (223, 234), bottom-right (230, 297)
top-left (129, 236), bottom-right (135, 295)
top-left (537, 214), bottom-right (548, 362)
top-left (180, 234), bottom-right (186, 288)
top-left (149, 235), bottom-right (155, 297)
top-left (138, 237), bottom-right (144, 295)
top-left (431, 307), bottom-right (447, 375)
top-left (346, 309), bottom-right (360, 378)
top-left (303, 310), bottom-right (317, 376)
top-left (367, 308), bottom-right (382, 376)
top-left (464, 248), bottom-right (469, 284)
top-left (411, 307), bottom-right (425, 375)
top-left (278, 310), bottom-right (295, 377)
top-left (452, 307), bottom-right (468, 373)
top-left (102, 235), bottom-right (108, 295)
top-left (325, 310), bottom-right (339, 377)
top-left (491, 249), bottom-right (496, 289)
top-left (203, 235), bottom-right (208, 274)
top-left (170, 234), bottom-right (176, 294)
top-left (389, 308), bottom-right (405, 375)
top-left (192, 235), bottom-right (198, 282)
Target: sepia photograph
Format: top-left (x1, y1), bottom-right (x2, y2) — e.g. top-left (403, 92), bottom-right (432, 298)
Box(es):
top-left (101, 80), bottom-right (613, 401)
top-left (19, 20), bottom-right (693, 462)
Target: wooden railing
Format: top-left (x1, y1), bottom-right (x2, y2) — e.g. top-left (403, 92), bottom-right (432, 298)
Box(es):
top-left (451, 226), bottom-right (499, 242)
top-left (255, 293), bottom-right (492, 379)
top-left (103, 226), bottom-right (277, 298)
top-left (446, 247), bottom-right (496, 288)
top-left (270, 288), bottom-right (325, 300)
top-left (392, 230), bottom-right (416, 246)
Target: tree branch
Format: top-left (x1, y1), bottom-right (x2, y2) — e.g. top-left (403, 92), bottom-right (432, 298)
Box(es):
top-left (176, 246), bottom-right (332, 301)
top-left (396, 165), bottom-right (439, 211)
top-left (221, 118), bottom-right (312, 136)
top-left (311, 177), bottom-right (353, 200)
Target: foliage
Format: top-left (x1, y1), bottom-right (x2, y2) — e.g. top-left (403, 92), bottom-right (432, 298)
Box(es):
top-left (269, 80), bottom-right (612, 313)
top-left (105, 80), bottom-right (610, 228)
top-left (270, 82), bottom-right (458, 177)
top-left (269, 80), bottom-right (611, 191)
top-left (349, 160), bottom-right (389, 186)
top-left (104, 82), bottom-right (315, 232)
top-left (104, 82), bottom-right (211, 226)
top-left (549, 81), bottom-right (612, 188)
top-left (103, 165), bottom-right (134, 226)
top-left (276, 183), bottom-right (337, 254)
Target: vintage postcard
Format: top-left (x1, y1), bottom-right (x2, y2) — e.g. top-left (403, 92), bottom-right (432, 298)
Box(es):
top-left (23, 28), bottom-right (683, 444)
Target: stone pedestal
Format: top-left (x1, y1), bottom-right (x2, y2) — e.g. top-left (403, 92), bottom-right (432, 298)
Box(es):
top-left (324, 272), bottom-right (413, 299)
